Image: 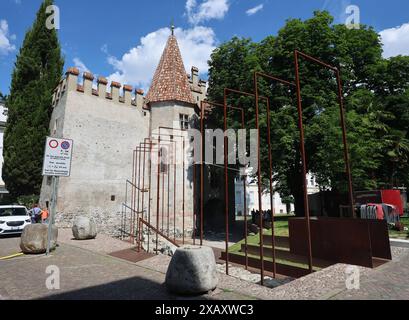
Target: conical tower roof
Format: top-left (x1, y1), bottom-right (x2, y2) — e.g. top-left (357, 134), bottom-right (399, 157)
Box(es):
top-left (146, 33), bottom-right (195, 105)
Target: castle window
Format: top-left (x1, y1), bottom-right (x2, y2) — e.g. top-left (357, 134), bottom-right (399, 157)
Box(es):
top-left (160, 147), bottom-right (169, 174)
top-left (179, 114), bottom-right (189, 130)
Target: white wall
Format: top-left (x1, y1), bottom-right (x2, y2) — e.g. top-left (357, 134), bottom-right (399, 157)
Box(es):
top-left (234, 173), bottom-right (320, 216)
top-left (149, 101), bottom-right (197, 234)
top-left (235, 180), bottom-right (294, 216)
top-left (40, 89), bottom-right (149, 236)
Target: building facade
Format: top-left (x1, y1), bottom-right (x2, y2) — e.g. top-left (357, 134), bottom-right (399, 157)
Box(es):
top-left (234, 173), bottom-right (320, 216)
top-left (39, 31), bottom-right (207, 236)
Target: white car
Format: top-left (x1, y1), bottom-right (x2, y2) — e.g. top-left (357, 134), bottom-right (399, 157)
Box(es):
top-left (0, 205), bottom-right (31, 236)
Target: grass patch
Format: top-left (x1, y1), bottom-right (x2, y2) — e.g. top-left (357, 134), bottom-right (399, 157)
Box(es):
top-left (389, 217), bottom-right (409, 239)
top-left (239, 214), bottom-right (409, 240)
top-left (228, 215), bottom-right (321, 270)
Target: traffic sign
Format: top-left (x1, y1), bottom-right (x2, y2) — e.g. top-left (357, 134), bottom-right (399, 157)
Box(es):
top-left (42, 137), bottom-right (74, 177)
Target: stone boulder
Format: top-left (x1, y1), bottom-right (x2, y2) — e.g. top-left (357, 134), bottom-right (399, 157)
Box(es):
top-left (165, 245), bottom-right (218, 295)
top-left (72, 216), bottom-right (97, 240)
top-left (20, 224), bottom-right (58, 254)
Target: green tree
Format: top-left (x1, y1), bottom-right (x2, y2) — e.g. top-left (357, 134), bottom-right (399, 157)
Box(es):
top-left (207, 11), bottom-right (406, 216)
top-left (3, 0), bottom-right (64, 199)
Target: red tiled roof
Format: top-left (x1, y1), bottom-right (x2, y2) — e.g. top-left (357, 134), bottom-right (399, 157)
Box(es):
top-left (146, 35), bottom-right (195, 105)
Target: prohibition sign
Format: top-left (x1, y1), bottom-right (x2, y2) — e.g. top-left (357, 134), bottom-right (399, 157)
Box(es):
top-left (49, 140), bottom-right (59, 149)
top-left (61, 141), bottom-right (70, 150)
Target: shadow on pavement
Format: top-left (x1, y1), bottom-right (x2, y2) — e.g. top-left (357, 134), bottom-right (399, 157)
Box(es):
top-left (0, 234), bottom-right (21, 239)
top-left (38, 276), bottom-right (213, 300)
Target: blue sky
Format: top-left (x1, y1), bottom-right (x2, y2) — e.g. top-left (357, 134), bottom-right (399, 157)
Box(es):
top-left (0, 0), bottom-right (408, 94)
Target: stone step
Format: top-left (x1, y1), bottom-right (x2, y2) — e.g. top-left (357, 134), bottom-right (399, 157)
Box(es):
top-left (220, 251), bottom-right (311, 279)
top-left (241, 243), bottom-right (334, 269)
top-left (261, 235), bottom-right (290, 249)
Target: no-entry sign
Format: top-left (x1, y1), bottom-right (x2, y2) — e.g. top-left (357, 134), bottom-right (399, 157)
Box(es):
top-left (42, 137), bottom-right (74, 177)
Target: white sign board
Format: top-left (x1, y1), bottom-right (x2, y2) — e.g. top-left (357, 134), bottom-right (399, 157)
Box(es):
top-left (42, 137), bottom-right (73, 177)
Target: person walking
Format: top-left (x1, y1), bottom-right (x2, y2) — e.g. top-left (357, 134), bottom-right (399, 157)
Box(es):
top-left (31, 204), bottom-right (42, 224)
top-left (41, 207), bottom-right (49, 224)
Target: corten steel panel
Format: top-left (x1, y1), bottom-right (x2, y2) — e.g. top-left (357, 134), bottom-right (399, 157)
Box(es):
top-left (368, 219), bottom-right (392, 260)
top-left (288, 218), bottom-right (377, 268)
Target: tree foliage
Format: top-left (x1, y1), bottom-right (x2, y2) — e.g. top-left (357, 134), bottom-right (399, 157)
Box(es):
top-left (3, 0), bottom-right (64, 199)
top-left (207, 11), bottom-right (409, 215)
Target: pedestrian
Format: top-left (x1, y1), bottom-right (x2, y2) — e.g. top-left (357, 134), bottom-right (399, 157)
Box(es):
top-left (41, 207), bottom-right (49, 224)
top-left (31, 204), bottom-right (42, 224)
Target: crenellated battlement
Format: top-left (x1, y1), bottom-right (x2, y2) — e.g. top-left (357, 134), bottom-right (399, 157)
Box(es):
top-left (52, 67), bottom-right (146, 109)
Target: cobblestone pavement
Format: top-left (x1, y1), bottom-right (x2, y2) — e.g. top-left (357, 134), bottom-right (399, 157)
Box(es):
top-left (0, 235), bottom-right (23, 257)
top-left (136, 255), bottom-right (286, 300)
top-left (330, 247), bottom-right (409, 300)
top-left (0, 237), bottom-right (259, 300)
top-left (263, 247), bottom-right (409, 300)
top-left (1, 233), bottom-right (409, 300)
top-left (57, 228), bottom-right (134, 254)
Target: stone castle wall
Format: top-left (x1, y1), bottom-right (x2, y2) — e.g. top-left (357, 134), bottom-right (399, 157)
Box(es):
top-left (40, 68), bottom-right (150, 236)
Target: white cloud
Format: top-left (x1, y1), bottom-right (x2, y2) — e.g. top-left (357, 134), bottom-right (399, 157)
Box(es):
top-left (246, 4), bottom-right (264, 16)
top-left (380, 23), bottom-right (409, 58)
top-left (186, 0), bottom-right (229, 25)
top-left (0, 20), bottom-right (16, 55)
top-left (106, 26), bottom-right (217, 91)
top-left (73, 57), bottom-right (90, 73)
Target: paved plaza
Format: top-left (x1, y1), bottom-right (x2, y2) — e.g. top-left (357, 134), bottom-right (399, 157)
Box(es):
top-left (0, 232), bottom-right (408, 300)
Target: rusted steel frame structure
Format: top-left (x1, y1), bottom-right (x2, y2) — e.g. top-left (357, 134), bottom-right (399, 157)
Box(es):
top-left (154, 127), bottom-right (192, 245)
top-left (199, 101), bottom-right (247, 268)
top-left (294, 51), bottom-right (354, 217)
top-left (131, 142), bottom-right (155, 244)
top-left (253, 72), bottom-right (297, 278)
top-left (138, 217), bottom-right (180, 248)
top-left (129, 146), bottom-right (147, 244)
top-left (125, 178), bottom-right (147, 242)
top-left (149, 135), bottom-right (177, 240)
top-left (223, 88), bottom-right (272, 284)
top-left (139, 136), bottom-right (178, 254)
top-left (293, 50), bottom-right (355, 272)
top-left (135, 140), bottom-right (159, 252)
top-left (149, 136), bottom-right (176, 254)
top-left (130, 150), bottom-right (137, 243)
top-left (150, 133), bottom-right (181, 243)
top-left (131, 146), bottom-right (142, 244)
top-left (153, 129), bottom-right (187, 244)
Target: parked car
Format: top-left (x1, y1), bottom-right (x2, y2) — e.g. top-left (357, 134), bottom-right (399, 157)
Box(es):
top-left (0, 205), bottom-right (31, 236)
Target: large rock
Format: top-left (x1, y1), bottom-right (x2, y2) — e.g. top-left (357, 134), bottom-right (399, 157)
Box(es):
top-left (20, 224), bottom-right (58, 254)
top-left (165, 245), bottom-right (218, 295)
top-left (72, 216), bottom-right (97, 240)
